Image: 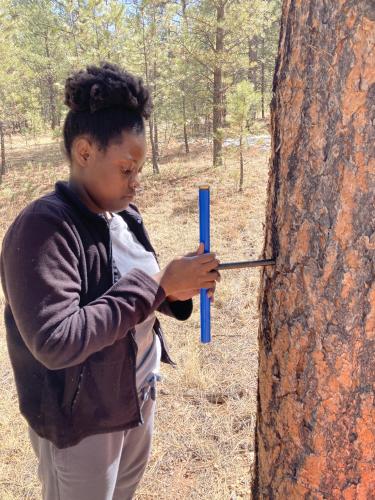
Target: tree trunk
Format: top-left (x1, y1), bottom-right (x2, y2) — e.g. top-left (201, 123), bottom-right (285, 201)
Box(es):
top-left (239, 133), bottom-right (244, 192)
top-left (248, 35), bottom-right (258, 88)
top-left (153, 112), bottom-right (159, 161)
top-left (213, 1), bottom-right (225, 167)
top-left (182, 95), bottom-right (190, 154)
top-left (0, 121), bottom-right (6, 182)
top-left (260, 36), bottom-right (265, 119)
top-left (47, 74), bottom-right (57, 130)
top-left (148, 117), bottom-right (160, 175)
top-left (190, 103), bottom-right (197, 137)
top-left (181, 0), bottom-right (189, 155)
top-left (44, 33), bottom-right (57, 130)
top-left (140, 8), bottom-right (159, 175)
top-left (253, 1), bottom-right (375, 497)
top-left (153, 60), bottom-right (159, 161)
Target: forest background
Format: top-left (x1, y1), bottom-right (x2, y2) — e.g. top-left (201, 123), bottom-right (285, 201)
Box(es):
top-left (0, 0), bottom-right (281, 176)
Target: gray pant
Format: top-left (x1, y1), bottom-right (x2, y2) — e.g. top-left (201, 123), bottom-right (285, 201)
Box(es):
top-left (28, 392), bottom-right (155, 500)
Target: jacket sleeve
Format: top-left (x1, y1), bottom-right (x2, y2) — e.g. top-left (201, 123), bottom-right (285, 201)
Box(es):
top-left (0, 209), bottom-right (166, 371)
top-left (157, 297), bottom-right (193, 320)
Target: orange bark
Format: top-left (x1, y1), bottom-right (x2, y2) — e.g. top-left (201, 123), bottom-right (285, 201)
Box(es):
top-left (252, 1), bottom-right (375, 497)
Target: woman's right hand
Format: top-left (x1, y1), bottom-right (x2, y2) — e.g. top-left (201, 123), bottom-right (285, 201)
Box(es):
top-left (152, 244), bottom-right (221, 297)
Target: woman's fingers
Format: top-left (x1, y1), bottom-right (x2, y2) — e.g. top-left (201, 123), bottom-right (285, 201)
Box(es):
top-left (193, 252), bottom-right (218, 264)
top-left (201, 282), bottom-right (218, 291)
top-left (198, 269), bottom-right (220, 289)
top-left (207, 284), bottom-right (216, 302)
top-left (199, 260), bottom-right (221, 276)
top-left (184, 243), bottom-right (205, 259)
top-left (206, 270), bottom-right (221, 282)
top-left (197, 243), bottom-right (205, 254)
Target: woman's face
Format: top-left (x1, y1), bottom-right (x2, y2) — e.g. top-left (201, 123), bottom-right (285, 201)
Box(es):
top-left (71, 130), bottom-right (146, 213)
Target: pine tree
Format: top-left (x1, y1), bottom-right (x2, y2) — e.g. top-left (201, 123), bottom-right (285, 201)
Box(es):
top-left (253, 1), bottom-right (375, 496)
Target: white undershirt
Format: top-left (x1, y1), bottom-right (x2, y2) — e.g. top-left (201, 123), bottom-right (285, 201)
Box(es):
top-left (108, 212), bottom-right (161, 391)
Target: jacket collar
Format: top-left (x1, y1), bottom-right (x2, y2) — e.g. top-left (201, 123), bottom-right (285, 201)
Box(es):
top-left (54, 178), bottom-right (141, 225)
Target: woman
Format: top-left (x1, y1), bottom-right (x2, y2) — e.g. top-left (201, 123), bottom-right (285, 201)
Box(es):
top-left (0, 62), bottom-right (221, 500)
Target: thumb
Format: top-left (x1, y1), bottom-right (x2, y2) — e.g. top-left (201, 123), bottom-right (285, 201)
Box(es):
top-left (197, 242), bottom-right (205, 254)
top-left (184, 242), bottom-right (205, 258)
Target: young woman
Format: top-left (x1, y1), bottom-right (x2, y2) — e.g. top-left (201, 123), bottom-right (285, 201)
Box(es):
top-left (0, 62), bottom-right (221, 500)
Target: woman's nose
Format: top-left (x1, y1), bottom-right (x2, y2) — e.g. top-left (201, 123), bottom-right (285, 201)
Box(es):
top-left (129, 171), bottom-right (141, 189)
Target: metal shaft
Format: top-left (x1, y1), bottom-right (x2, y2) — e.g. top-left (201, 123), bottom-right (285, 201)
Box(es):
top-left (218, 258), bottom-right (276, 270)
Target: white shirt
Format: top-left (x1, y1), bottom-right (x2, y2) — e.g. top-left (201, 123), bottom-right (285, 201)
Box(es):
top-left (108, 212), bottom-right (161, 391)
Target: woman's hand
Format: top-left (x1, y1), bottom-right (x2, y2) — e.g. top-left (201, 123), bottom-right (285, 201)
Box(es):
top-left (166, 243), bottom-right (218, 302)
top-left (153, 243), bottom-right (221, 299)
top-left (167, 290), bottom-right (200, 302)
top-left (166, 284), bottom-right (217, 302)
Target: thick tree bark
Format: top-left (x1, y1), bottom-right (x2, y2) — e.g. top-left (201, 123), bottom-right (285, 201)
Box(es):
top-left (253, 1), bottom-right (375, 497)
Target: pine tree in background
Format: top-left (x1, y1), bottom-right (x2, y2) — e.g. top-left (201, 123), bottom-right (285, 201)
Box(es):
top-left (227, 80), bottom-right (261, 191)
top-left (0, 0), bottom-right (281, 170)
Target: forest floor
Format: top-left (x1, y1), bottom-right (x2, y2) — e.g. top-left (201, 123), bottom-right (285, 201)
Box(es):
top-left (0, 132), bottom-right (270, 499)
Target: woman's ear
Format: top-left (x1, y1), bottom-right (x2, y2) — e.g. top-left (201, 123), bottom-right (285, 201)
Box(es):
top-left (72, 136), bottom-right (93, 168)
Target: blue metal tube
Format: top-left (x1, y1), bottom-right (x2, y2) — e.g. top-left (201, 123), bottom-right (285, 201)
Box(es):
top-left (199, 186), bottom-right (211, 343)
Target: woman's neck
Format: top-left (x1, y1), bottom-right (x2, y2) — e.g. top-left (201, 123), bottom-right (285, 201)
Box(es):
top-left (68, 174), bottom-right (105, 215)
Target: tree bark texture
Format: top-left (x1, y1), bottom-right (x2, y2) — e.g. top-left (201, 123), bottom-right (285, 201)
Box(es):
top-left (253, 1), bottom-right (375, 498)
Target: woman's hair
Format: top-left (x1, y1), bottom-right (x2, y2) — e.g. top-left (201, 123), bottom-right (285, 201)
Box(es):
top-left (63, 61), bottom-right (152, 160)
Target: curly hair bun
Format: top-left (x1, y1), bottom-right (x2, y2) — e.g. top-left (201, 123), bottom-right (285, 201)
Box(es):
top-left (64, 61), bottom-right (152, 118)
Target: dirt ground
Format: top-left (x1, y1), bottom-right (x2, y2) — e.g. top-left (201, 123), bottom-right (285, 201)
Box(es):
top-left (0, 134), bottom-right (270, 499)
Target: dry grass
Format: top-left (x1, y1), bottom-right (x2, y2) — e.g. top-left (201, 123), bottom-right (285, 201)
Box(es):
top-left (0, 134), bottom-right (270, 499)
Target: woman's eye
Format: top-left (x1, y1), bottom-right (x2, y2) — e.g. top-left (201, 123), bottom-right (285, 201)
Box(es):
top-left (122, 170), bottom-right (131, 176)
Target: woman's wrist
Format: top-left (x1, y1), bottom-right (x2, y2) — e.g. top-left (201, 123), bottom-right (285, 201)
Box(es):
top-left (166, 294), bottom-right (179, 302)
top-left (152, 270), bottom-right (171, 297)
